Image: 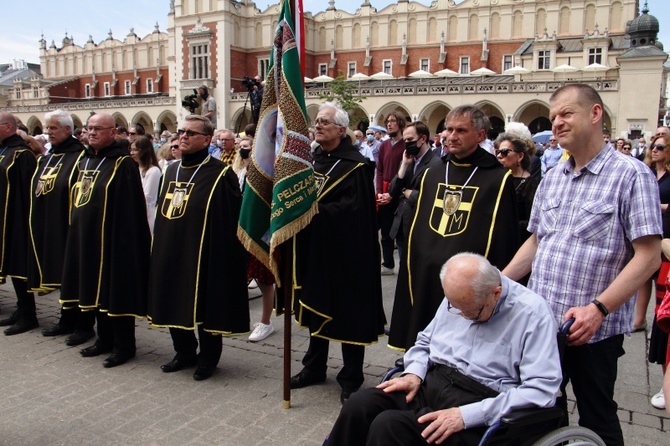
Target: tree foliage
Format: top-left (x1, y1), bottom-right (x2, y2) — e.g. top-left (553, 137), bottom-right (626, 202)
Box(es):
top-left (317, 71), bottom-right (367, 125)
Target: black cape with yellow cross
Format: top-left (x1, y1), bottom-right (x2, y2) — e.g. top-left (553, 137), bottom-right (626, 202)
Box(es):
top-left (60, 141), bottom-right (151, 317)
top-left (293, 141), bottom-right (386, 345)
top-left (0, 134), bottom-right (37, 281)
top-left (388, 147), bottom-right (520, 351)
top-left (28, 136), bottom-right (85, 292)
top-left (147, 149), bottom-right (250, 334)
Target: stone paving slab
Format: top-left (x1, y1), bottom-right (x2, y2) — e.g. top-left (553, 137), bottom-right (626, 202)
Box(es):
top-left (0, 269), bottom-right (668, 445)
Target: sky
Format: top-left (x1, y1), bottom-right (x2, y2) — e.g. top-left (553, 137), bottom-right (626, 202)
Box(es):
top-left (1, 0), bottom-right (668, 66)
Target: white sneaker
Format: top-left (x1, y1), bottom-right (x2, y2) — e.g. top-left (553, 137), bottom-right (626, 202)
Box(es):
top-left (651, 389), bottom-right (666, 409)
top-left (249, 322), bottom-right (274, 342)
top-left (381, 266), bottom-right (394, 276)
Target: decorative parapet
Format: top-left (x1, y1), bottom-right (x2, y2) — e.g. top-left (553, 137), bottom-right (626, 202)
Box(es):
top-left (1, 95), bottom-right (176, 114)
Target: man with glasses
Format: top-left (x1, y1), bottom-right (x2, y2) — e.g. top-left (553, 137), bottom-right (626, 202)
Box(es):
top-left (541, 135), bottom-right (563, 177)
top-left (147, 115), bottom-right (249, 381)
top-left (376, 112), bottom-right (407, 275)
top-left (504, 84), bottom-right (662, 445)
top-left (326, 253), bottom-right (562, 446)
top-left (212, 129), bottom-right (237, 165)
top-left (0, 112), bottom-right (38, 335)
top-left (291, 102), bottom-right (385, 404)
top-left (60, 113), bottom-right (151, 368)
top-left (388, 105), bottom-right (518, 352)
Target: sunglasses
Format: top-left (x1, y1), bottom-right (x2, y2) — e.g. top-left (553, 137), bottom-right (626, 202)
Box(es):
top-left (178, 129), bottom-right (209, 137)
top-left (652, 144), bottom-right (667, 151)
top-left (622, 146), bottom-right (631, 151)
top-left (494, 149), bottom-right (515, 157)
top-left (170, 145), bottom-right (180, 149)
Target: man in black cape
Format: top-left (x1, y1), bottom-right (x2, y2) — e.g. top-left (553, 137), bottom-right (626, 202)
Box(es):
top-left (0, 112), bottom-right (38, 335)
top-left (60, 113), bottom-right (151, 367)
top-left (147, 115), bottom-right (249, 381)
top-left (28, 110), bottom-right (94, 345)
top-left (291, 102), bottom-right (386, 404)
top-left (388, 105), bottom-right (519, 351)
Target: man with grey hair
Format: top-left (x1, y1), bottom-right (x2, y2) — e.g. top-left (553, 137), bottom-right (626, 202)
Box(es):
top-left (388, 104), bottom-right (519, 352)
top-left (29, 110), bottom-right (93, 344)
top-left (0, 112), bottom-right (38, 335)
top-left (326, 253), bottom-right (562, 445)
top-left (291, 102), bottom-right (386, 404)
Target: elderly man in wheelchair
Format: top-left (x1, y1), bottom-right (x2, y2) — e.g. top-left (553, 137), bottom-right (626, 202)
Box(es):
top-left (325, 253), bottom-right (604, 446)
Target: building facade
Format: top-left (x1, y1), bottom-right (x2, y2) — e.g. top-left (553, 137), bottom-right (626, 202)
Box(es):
top-left (2, 0), bottom-right (668, 142)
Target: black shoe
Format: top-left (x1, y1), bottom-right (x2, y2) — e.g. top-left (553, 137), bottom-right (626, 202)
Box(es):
top-left (66, 329), bottom-right (95, 346)
top-left (290, 370), bottom-right (326, 389)
top-left (4, 317), bottom-right (39, 336)
top-left (80, 343), bottom-right (112, 357)
top-left (42, 324), bottom-right (76, 337)
top-left (193, 365), bottom-right (216, 381)
top-left (161, 357), bottom-right (197, 373)
top-left (340, 387), bottom-right (359, 405)
top-left (102, 352), bottom-right (135, 368)
top-left (0, 310), bottom-right (20, 327)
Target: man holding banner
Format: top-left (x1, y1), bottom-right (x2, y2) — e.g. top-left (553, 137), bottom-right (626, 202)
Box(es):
top-left (291, 102), bottom-right (386, 404)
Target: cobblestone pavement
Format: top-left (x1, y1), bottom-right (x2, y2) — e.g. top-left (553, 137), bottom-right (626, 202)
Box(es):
top-left (0, 270), bottom-right (668, 445)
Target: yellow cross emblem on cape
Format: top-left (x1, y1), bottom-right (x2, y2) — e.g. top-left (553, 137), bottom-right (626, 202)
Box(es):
top-left (162, 181), bottom-right (195, 219)
top-left (429, 183), bottom-right (478, 237)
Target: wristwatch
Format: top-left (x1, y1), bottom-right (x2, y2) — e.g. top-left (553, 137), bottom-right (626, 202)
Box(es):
top-left (591, 299), bottom-right (609, 317)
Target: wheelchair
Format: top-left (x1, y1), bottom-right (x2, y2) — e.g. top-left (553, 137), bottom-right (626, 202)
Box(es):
top-left (375, 319), bottom-right (606, 446)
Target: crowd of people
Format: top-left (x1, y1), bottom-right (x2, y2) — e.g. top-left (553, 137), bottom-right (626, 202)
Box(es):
top-left (1, 83), bottom-right (670, 445)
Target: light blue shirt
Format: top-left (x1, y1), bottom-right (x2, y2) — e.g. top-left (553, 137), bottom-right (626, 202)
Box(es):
top-left (541, 146), bottom-right (564, 176)
top-left (403, 274), bottom-right (562, 428)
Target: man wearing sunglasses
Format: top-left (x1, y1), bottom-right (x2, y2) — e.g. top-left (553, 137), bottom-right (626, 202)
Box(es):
top-left (504, 84), bottom-right (662, 445)
top-left (327, 253), bottom-right (561, 446)
top-left (147, 115), bottom-right (249, 381)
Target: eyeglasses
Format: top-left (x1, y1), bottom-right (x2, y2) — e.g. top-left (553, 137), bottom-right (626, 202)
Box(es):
top-left (447, 300), bottom-right (485, 321)
top-left (170, 145), bottom-right (180, 150)
top-left (652, 144), bottom-right (667, 151)
top-left (88, 126), bottom-right (114, 133)
top-left (128, 132), bottom-right (137, 135)
top-left (312, 118), bottom-right (339, 127)
top-left (494, 149), bottom-right (515, 157)
top-left (178, 129), bottom-right (210, 137)
top-left (386, 119), bottom-right (397, 124)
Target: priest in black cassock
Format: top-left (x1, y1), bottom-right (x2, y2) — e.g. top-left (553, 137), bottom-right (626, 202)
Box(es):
top-left (28, 110), bottom-right (93, 345)
top-left (291, 102), bottom-right (386, 404)
top-left (0, 112), bottom-right (38, 336)
top-left (60, 113), bottom-right (151, 368)
top-left (388, 105), bottom-right (520, 351)
top-left (147, 115), bottom-right (249, 381)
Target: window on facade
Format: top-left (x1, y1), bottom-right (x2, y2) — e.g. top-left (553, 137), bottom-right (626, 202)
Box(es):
top-left (190, 43), bottom-right (210, 79)
top-left (538, 51), bottom-right (551, 70)
top-left (258, 58), bottom-right (270, 80)
top-left (15, 89), bottom-right (21, 100)
top-left (588, 48), bottom-right (603, 65)
top-left (104, 82), bottom-right (111, 97)
top-left (318, 63), bottom-right (327, 76)
top-left (348, 62), bottom-right (356, 78)
top-left (420, 58), bottom-right (430, 72)
top-left (459, 57), bottom-right (470, 75)
top-left (503, 55), bottom-right (513, 71)
top-left (33, 87), bottom-right (39, 99)
top-left (85, 84), bottom-right (91, 98)
top-left (124, 80), bottom-right (131, 95)
top-left (146, 78), bottom-right (154, 93)
top-left (383, 59), bottom-right (392, 75)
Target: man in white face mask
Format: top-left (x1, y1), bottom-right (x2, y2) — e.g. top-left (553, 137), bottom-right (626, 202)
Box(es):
top-left (362, 129), bottom-right (380, 163)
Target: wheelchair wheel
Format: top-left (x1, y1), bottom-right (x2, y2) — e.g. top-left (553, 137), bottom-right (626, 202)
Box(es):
top-left (531, 426), bottom-right (606, 446)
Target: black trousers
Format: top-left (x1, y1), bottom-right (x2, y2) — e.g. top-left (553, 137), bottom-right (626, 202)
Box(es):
top-left (75, 308), bottom-right (96, 331)
top-left (95, 311), bottom-right (136, 356)
top-left (12, 278), bottom-right (36, 320)
top-left (302, 335), bottom-right (365, 391)
top-left (169, 325), bottom-right (222, 367)
top-left (378, 201), bottom-right (402, 269)
top-left (557, 334), bottom-right (625, 446)
top-left (326, 365), bottom-right (494, 446)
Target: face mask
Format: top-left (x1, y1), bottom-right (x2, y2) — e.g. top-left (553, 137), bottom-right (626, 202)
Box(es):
top-left (367, 134), bottom-right (374, 142)
top-left (405, 140), bottom-right (420, 156)
top-left (240, 149), bottom-right (251, 159)
top-left (160, 137), bottom-right (166, 144)
top-left (216, 139), bottom-right (222, 147)
top-left (353, 139), bottom-right (360, 147)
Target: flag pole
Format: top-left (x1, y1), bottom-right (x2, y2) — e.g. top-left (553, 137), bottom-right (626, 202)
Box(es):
top-left (282, 240), bottom-right (293, 408)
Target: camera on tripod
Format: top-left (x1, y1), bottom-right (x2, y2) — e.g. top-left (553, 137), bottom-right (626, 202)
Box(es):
top-left (181, 88), bottom-right (200, 114)
top-left (242, 76), bottom-right (260, 91)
